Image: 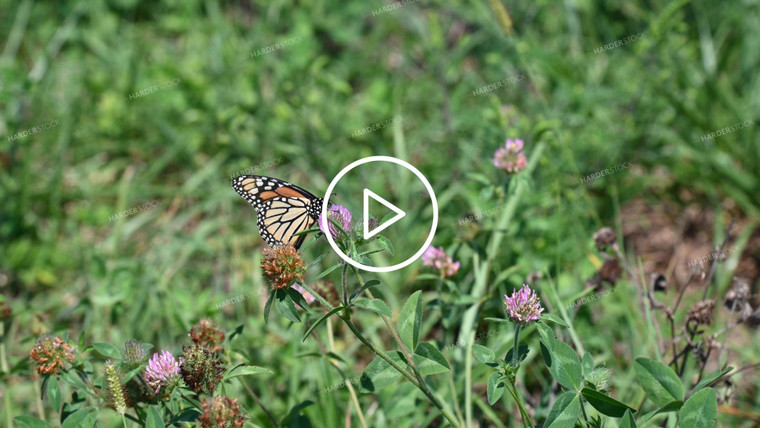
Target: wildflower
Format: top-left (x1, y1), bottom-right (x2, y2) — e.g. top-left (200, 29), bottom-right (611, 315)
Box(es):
top-left (261, 245), bottom-right (307, 290)
top-left (199, 396), bottom-right (247, 428)
top-left (189, 319), bottom-right (226, 353)
top-left (493, 138), bottom-right (528, 173)
top-left (179, 344), bottom-right (225, 394)
top-left (121, 339), bottom-right (148, 369)
top-left (290, 284), bottom-right (316, 307)
top-left (421, 246), bottom-right (461, 278)
top-left (144, 350), bottom-right (181, 394)
top-left (104, 361), bottom-right (128, 414)
top-left (585, 366), bottom-right (612, 392)
top-left (319, 204), bottom-right (352, 239)
top-left (29, 335), bottom-right (75, 375)
top-left (504, 284), bottom-right (544, 325)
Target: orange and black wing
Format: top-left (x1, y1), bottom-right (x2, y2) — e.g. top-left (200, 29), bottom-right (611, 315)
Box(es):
top-left (232, 175), bottom-right (323, 249)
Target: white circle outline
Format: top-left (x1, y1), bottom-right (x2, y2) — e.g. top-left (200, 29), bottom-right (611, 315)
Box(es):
top-left (321, 156), bottom-right (438, 273)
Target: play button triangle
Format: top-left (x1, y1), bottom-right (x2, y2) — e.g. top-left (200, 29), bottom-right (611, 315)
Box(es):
top-left (363, 188), bottom-right (406, 240)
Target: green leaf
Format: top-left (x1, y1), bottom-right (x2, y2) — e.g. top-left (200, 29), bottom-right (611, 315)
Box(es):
top-left (581, 387), bottom-right (636, 417)
top-left (487, 372), bottom-right (506, 405)
top-left (14, 417), bottom-right (52, 428)
top-left (275, 289), bottom-right (301, 323)
top-left (634, 358), bottom-right (684, 407)
top-left (376, 236), bottom-right (395, 256)
top-left (692, 367), bottom-right (732, 393)
top-left (146, 406), bottom-right (165, 428)
top-left (619, 409), bottom-right (637, 428)
top-left (353, 298), bottom-right (391, 317)
top-left (484, 317), bottom-right (512, 324)
top-left (582, 352), bottom-right (594, 377)
top-left (540, 340), bottom-right (582, 391)
top-left (472, 344), bottom-right (495, 363)
top-left (505, 344), bottom-right (530, 365)
top-left (224, 365), bottom-right (273, 380)
top-left (167, 408), bottom-right (201, 423)
top-left (48, 377), bottom-right (61, 411)
top-left (92, 342), bottom-right (122, 359)
top-left (359, 352), bottom-right (406, 392)
top-left (413, 342), bottom-right (451, 375)
top-left (60, 408), bottom-right (95, 428)
top-left (544, 391), bottom-right (581, 428)
top-left (315, 262), bottom-right (342, 280)
top-left (263, 291), bottom-right (275, 324)
top-left (349, 279), bottom-right (381, 302)
top-left (285, 286), bottom-right (310, 310)
top-left (302, 306), bottom-right (344, 341)
top-left (679, 388), bottom-right (717, 428)
top-left (541, 313), bottom-right (569, 327)
top-left (537, 321), bottom-right (556, 350)
top-left (398, 290), bottom-right (422, 352)
top-left (59, 370), bottom-right (90, 392)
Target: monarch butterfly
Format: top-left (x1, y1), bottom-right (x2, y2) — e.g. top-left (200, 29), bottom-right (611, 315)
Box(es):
top-left (232, 175), bottom-right (323, 249)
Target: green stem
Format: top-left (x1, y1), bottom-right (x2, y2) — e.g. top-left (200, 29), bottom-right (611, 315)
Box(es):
top-left (512, 325), bottom-right (522, 367)
top-left (504, 380), bottom-right (533, 428)
top-left (297, 281), bottom-right (334, 311)
top-left (33, 377), bottom-right (45, 421)
top-left (340, 316), bottom-right (461, 427)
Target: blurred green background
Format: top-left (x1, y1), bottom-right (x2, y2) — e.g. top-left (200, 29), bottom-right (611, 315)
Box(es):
top-left (1, 0), bottom-right (759, 426)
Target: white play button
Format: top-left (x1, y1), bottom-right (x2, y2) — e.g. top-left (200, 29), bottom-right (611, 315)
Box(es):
top-left (363, 189), bottom-right (406, 239)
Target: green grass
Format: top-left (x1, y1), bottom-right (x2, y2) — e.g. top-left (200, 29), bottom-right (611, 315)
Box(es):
top-left (1, 0), bottom-right (759, 426)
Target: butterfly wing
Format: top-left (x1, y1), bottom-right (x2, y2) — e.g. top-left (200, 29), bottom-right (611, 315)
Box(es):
top-left (232, 175), bottom-right (322, 249)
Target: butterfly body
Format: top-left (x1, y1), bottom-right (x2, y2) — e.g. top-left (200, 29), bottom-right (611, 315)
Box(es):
top-left (232, 175), bottom-right (323, 249)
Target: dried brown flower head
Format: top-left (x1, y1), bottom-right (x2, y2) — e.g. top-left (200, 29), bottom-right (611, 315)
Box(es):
top-left (29, 335), bottom-right (75, 375)
top-left (312, 281), bottom-right (340, 307)
top-left (189, 319), bottom-right (226, 353)
top-left (199, 396), bottom-right (247, 428)
top-left (687, 300), bottom-right (716, 326)
top-left (593, 227), bottom-right (617, 250)
top-left (179, 344), bottom-right (225, 394)
top-left (599, 258), bottom-right (622, 285)
top-left (724, 278), bottom-right (750, 310)
top-left (261, 245), bottom-right (306, 290)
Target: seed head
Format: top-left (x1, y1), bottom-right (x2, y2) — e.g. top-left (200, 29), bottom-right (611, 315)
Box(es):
top-left (261, 245), bottom-right (307, 290)
top-left (104, 361), bottom-right (128, 414)
top-left (593, 227), bottom-right (617, 250)
top-left (121, 339), bottom-right (148, 369)
top-left (179, 344), bottom-right (225, 395)
top-left (199, 396), bottom-right (247, 428)
top-left (687, 300), bottom-right (716, 326)
top-left (189, 319), bottom-right (226, 353)
top-left (29, 335), bottom-right (75, 375)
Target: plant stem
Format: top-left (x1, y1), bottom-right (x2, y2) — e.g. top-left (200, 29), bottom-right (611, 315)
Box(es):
top-left (512, 325), bottom-right (522, 367)
top-left (504, 380), bottom-right (533, 428)
top-left (240, 380), bottom-right (280, 427)
top-left (33, 377), bottom-right (45, 421)
top-left (340, 316), bottom-right (461, 427)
